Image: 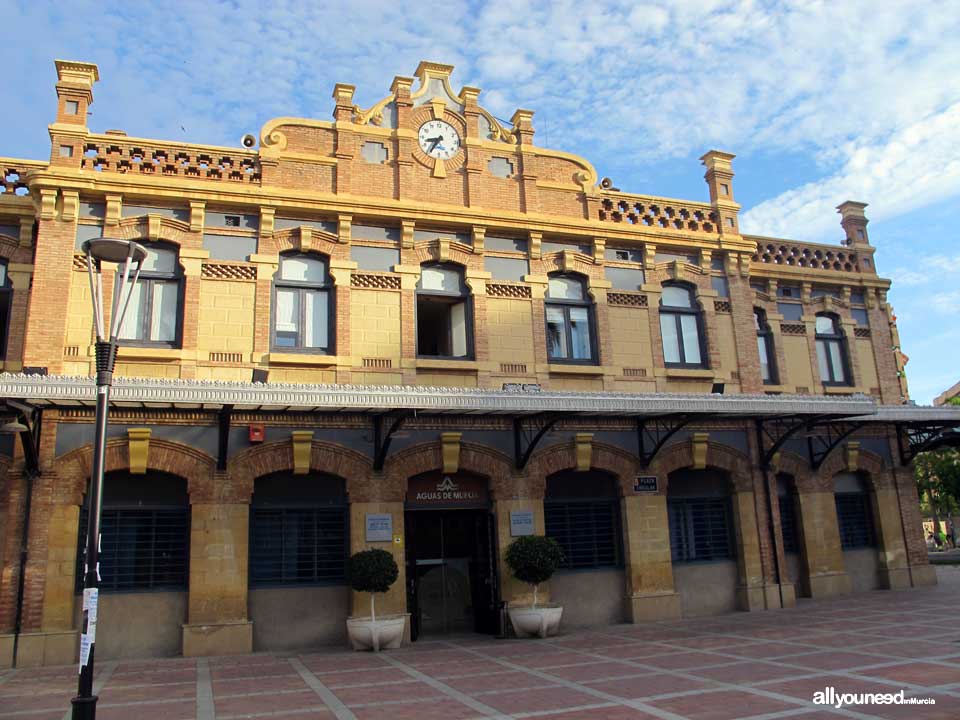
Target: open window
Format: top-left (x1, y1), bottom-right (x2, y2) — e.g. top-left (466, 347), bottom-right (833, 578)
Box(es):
top-left (660, 283), bottom-right (705, 368)
top-left (815, 313), bottom-right (850, 385)
top-left (117, 243), bottom-right (182, 346)
top-left (272, 253), bottom-right (333, 353)
top-left (545, 274), bottom-right (596, 363)
top-left (416, 263), bottom-right (472, 359)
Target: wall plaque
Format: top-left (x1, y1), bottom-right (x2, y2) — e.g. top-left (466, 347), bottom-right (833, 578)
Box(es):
top-left (406, 471), bottom-right (489, 509)
top-left (633, 475), bottom-right (658, 493)
top-left (365, 513), bottom-right (393, 542)
top-left (510, 510), bottom-right (535, 537)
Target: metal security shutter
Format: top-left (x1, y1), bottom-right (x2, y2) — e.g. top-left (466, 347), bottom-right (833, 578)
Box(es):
top-left (545, 500), bottom-right (622, 569)
top-left (835, 493), bottom-right (875, 549)
top-left (250, 507), bottom-right (349, 585)
top-left (76, 506), bottom-right (190, 592)
top-left (779, 495), bottom-right (799, 554)
top-left (668, 498), bottom-right (733, 563)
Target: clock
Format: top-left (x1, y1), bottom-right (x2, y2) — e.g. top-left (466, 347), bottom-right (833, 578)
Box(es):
top-left (418, 120), bottom-right (461, 160)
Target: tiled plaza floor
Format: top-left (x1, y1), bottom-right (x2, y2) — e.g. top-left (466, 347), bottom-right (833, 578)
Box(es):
top-left (3, 567), bottom-right (959, 720)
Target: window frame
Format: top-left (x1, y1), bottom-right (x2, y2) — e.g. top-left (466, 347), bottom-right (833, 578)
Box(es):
top-left (659, 283), bottom-right (707, 369)
top-left (668, 497), bottom-right (734, 563)
top-left (544, 491), bottom-right (623, 571)
top-left (415, 262), bottom-right (474, 360)
top-left (815, 313), bottom-right (851, 386)
top-left (116, 243), bottom-right (184, 348)
top-left (754, 308), bottom-right (778, 385)
top-left (270, 252), bottom-right (336, 354)
top-left (835, 492), bottom-right (876, 549)
top-left (544, 273), bottom-right (598, 365)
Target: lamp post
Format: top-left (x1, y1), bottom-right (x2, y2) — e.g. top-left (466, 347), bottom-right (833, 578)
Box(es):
top-left (71, 238), bottom-right (147, 720)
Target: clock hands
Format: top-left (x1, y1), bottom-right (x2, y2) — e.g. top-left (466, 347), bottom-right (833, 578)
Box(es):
top-left (426, 135), bottom-right (443, 153)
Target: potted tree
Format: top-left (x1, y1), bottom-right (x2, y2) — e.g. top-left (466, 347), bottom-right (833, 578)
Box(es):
top-left (504, 535), bottom-right (564, 638)
top-left (346, 548), bottom-right (404, 651)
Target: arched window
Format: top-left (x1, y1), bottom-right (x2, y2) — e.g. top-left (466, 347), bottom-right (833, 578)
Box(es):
top-left (815, 314), bottom-right (849, 385)
top-left (755, 308), bottom-right (777, 384)
top-left (76, 471), bottom-right (190, 592)
top-left (777, 474), bottom-right (799, 554)
top-left (667, 469), bottom-right (733, 563)
top-left (250, 471), bottom-right (349, 585)
top-left (117, 244), bottom-right (182, 345)
top-left (545, 471), bottom-right (622, 569)
top-left (0, 259), bottom-right (11, 360)
top-left (834, 473), bottom-right (875, 548)
top-left (273, 253), bottom-right (333, 352)
top-left (416, 263), bottom-right (471, 359)
top-left (660, 284), bottom-right (705, 368)
top-left (545, 274), bottom-right (596, 363)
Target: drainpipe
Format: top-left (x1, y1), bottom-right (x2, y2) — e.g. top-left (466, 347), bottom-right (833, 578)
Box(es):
top-left (10, 411), bottom-right (41, 668)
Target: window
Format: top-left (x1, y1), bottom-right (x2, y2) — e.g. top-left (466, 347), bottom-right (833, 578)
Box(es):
top-left (777, 475), bottom-right (799, 554)
top-left (272, 253), bottom-right (333, 352)
top-left (76, 471), bottom-right (190, 592)
top-left (545, 274), bottom-right (596, 363)
top-left (544, 471), bottom-right (622, 569)
top-left (416, 264), bottom-right (471, 359)
top-left (0, 260), bottom-right (10, 360)
top-left (117, 244), bottom-right (182, 345)
top-left (834, 473), bottom-right (875, 549)
top-left (250, 472), bottom-right (349, 586)
top-left (668, 499), bottom-right (733, 562)
top-left (815, 314), bottom-right (849, 385)
top-left (755, 309), bottom-right (777, 384)
top-left (660, 284), bottom-right (705, 368)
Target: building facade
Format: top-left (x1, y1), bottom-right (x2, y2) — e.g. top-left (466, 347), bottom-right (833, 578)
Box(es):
top-left (0, 60), bottom-right (957, 667)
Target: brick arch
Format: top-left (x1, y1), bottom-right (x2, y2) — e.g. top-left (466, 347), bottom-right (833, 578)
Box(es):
top-left (227, 439), bottom-right (373, 502)
top-left (383, 441), bottom-right (514, 501)
top-left (525, 440), bottom-right (640, 498)
top-left (818, 446), bottom-right (890, 491)
top-left (773, 450), bottom-right (814, 493)
top-left (412, 245), bottom-right (479, 271)
top-left (0, 234), bottom-right (18, 259)
top-left (648, 439), bottom-right (754, 494)
top-left (55, 438), bottom-right (216, 504)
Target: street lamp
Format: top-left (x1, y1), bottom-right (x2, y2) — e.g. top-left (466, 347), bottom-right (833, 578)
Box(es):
top-left (71, 238), bottom-right (147, 720)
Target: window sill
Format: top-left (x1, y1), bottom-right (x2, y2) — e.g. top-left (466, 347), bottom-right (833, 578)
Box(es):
top-left (547, 363), bottom-right (604, 375)
top-left (267, 352), bottom-right (339, 366)
top-left (412, 358), bottom-right (479, 371)
top-left (663, 368), bottom-right (714, 379)
top-left (117, 346), bottom-right (186, 361)
top-left (823, 385), bottom-right (861, 394)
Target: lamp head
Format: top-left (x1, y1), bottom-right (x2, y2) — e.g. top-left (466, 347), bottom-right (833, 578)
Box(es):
top-left (82, 238), bottom-right (148, 265)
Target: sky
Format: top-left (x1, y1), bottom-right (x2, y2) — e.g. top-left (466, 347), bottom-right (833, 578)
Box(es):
top-left (2, 0), bottom-right (957, 403)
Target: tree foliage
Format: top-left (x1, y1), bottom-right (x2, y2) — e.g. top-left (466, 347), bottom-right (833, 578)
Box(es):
top-left (915, 448), bottom-right (960, 517)
top-left (504, 535), bottom-right (564, 586)
top-left (348, 548), bottom-right (399, 594)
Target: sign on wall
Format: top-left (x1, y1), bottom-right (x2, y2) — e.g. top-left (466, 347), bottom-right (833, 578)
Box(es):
top-left (510, 510), bottom-right (535, 537)
top-left (406, 471), bottom-right (489, 509)
top-left (365, 513), bottom-right (393, 542)
top-left (633, 475), bottom-right (658, 493)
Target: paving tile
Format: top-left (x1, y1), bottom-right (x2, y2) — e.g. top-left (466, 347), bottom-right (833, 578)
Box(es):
top-left (543, 660), bottom-right (646, 682)
top-left (214, 688), bottom-right (324, 716)
top-left (351, 697), bottom-right (485, 720)
top-left (212, 673), bottom-right (309, 695)
top-left (320, 667), bottom-right (414, 686)
top-left (859, 640), bottom-right (960, 660)
top-left (479, 685), bottom-right (601, 714)
top-left (96, 699), bottom-right (196, 720)
top-left (442, 669), bottom-right (555, 694)
top-left (646, 688), bottom-right (800, 720)
top-left (687, 659), bottom-right (811, 685)
top-left (715, 641), bottom-right (813, 659)
top-left (762, 673), bottom-right (904, 700)
top-left (858, 692), bottom-right (959, 720)
top-left (854, 661), bottom-right (960, 687)
top-left (784, 650), bottom-right (897, 671)
top-left (532, 705), bottom-right (661, 719)
top-left (644, 651), bottom-right (728, 670)
top-left (586, 672), bottom-right (714, 699)
top-left (335, 678), bottom-right (442, 705)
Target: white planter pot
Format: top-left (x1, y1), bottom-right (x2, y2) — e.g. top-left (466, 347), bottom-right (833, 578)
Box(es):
top-left (346, 615), bottom-right (406, 651)
top-left (508, 605), bottom-right (563, 638)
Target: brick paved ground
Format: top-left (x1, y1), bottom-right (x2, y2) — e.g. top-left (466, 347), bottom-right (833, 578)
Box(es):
top-left (3, 567), bottom-right (958, 720)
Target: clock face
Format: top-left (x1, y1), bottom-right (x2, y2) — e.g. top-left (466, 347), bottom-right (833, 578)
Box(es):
top-left (418, 120), bottom-right (461, 160)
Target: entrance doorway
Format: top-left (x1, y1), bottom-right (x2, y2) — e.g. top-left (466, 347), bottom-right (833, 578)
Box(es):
top-left (404, 470), bottom-right (499, 641)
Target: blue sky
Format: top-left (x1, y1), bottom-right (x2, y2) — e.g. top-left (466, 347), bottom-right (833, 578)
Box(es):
top-left (2, 1), bottom-right (958, 403)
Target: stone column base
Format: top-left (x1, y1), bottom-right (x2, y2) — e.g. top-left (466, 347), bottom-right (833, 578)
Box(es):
top-left (182, 621), bottom-right (253, 657)
top-left (8, 630), bottom-right (78, 667)
top-left (736, 585), bottom-right (767, 611)
top-left (626, 592), bottom-right (682, 622)
top-left (763, 582), bottom-right (796, 609)
top-left (908, 564), bottom-right (938, 587)
top-left (805, 571), bottom-right (852, 598)
top-left (879, 566), bottom-right (912, 590)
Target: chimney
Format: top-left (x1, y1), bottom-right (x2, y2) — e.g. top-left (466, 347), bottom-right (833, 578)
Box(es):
top-left (837, 201), bottom-right (870, 246)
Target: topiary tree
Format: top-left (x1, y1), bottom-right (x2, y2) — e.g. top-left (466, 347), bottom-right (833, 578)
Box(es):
top-left (348, 548), bottom-right (399, 622)
top-left (504, 535), bottom-right (564, 608)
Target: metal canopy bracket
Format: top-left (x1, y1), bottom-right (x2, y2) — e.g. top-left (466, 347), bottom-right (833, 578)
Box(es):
top-left (756, 415), bottom-right (824, 470)
top-left (897, 423), bottom-right (960, 465)
top-left (637, 415), bottom-right (690, 467)
top-left (807, 421), bottom-right (866, 470)
top-left (217, 405), bottom-right (233, 471)
top-left (514, 414), bottom-right (560, 470)
top-left (373, 410), bottom-right (413, 472)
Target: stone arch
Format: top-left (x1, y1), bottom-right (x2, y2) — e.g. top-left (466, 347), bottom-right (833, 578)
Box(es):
top-left (383, 440), bottom-right (514, 501)
top-left (0, 234), bottom-right (18, 260)
top-left (227, 439), bottom-right (373, 502)
top-left (116, 216), bottom-right (195, 249)
top-left (649, 439), bottom-right (753, 494)
top-left (55, 438), bottom-right (216, 504)
top-left (525, 440), bottom-right (640, 498)
top-left (818, 447), bottom-right (889, 491)
top-left (413, 244), bottom-right (479, 271)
